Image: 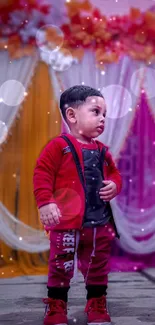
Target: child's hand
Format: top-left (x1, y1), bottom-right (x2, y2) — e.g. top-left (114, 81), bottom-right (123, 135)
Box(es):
top-left (39, 203), bottom-right (62, 227)
top-left (99, 180), bottom-right (117, 201)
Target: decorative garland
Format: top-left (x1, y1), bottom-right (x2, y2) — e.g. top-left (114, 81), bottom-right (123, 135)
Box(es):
top-left (0, 0), bottom-right (155, 65)
top-left (61, 0), bottom-right (155, 66)
top-left (0, 0), bottom-right (52, 59)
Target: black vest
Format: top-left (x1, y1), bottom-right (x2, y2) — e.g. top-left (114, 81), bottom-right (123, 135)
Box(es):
top-left (82, 147), bottom-right (111, 227)
top-left (60, 135), bottom-right (119, 238)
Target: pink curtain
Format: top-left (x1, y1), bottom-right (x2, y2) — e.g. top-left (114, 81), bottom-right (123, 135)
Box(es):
top-left (111, 93), bottom-right (155, 271)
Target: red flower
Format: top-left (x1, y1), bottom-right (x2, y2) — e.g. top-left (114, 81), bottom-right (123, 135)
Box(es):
top-left (82, 17), bottom-right (94, 34)
top-left (71, 14), bottom-right (81, 25)
top-left (29, 37), bottom-right (36, 46)
top-left (92, 8), bottom-right (102, 20)
top-left (40, 4), bottom-right (51, 15)
top-left (61, 24), bottom-right (71, 37)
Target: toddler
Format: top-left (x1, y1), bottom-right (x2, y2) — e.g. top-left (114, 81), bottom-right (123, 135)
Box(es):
top-left (33, 85), bottom-right (122, 325)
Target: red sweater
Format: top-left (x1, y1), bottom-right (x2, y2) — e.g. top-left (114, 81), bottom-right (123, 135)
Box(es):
top-left (33, 133), bottom-right (122, 230)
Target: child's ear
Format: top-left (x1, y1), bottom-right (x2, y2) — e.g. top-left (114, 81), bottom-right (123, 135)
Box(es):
top-left (66, 107), bottom-right (76, 124)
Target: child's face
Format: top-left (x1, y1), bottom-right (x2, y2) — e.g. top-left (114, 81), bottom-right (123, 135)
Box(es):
top-left (74, 96), bottom-right (107, 139)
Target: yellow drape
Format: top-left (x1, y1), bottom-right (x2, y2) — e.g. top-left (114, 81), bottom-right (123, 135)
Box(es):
top-left (0, 62), bottom-right (61, 278)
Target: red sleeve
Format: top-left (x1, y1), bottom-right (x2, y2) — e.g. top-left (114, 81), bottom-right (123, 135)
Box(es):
top-left (105, 150), bottom-right (122, 194)
top-left (33, 138), bottom-right (62, 208)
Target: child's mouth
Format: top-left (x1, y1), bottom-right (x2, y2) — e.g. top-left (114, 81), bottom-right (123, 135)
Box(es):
top-left (97, 126), bottom-right (104, 132)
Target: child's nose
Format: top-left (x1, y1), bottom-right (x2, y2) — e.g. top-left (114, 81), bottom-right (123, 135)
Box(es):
top-left (100, 115), bottom-right (105, 123)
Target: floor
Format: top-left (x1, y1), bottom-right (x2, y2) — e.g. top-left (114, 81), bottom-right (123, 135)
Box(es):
top-left (0, 269), bottom-right (155, 325)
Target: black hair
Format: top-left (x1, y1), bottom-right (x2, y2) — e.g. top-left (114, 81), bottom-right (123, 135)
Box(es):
top-left (60, 85), bottom-right (104, 121)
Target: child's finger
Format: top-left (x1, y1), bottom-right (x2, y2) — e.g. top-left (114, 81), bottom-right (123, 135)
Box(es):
top-left (48, 214), bottom-right (57, 226)
top-left (99, 192), bottom-right (113, 198)
top-left (102, 180), bottom-right (111, 185)
top-left (100, 195), bottom-right (111, 201)
top-left (101, 184), bottom-right (112, 191)
top-left (56, 206), bottom-right (62, 218)
top-left (51, 210), bottom-right (60, 224)
top-left (51, 216), bottom-right (59, 225)
top-left (99, 189), bottom-right (112, 195)
top-left (41, 215), bottom-right (52, 226)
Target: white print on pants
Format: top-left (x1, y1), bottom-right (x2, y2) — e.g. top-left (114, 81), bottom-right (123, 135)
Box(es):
top-left (63, 233), bottom-right (75, 272)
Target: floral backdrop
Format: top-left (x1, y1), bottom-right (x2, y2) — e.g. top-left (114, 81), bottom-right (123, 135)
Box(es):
top-left (0, 0), bottom-right (155, 65)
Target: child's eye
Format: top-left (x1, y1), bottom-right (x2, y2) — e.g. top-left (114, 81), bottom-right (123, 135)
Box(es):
top-left (93, 109), bottom-right (99, 115)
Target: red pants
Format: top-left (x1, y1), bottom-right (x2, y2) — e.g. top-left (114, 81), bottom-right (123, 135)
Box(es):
top-left (47, 222), bottom-right (115, 288)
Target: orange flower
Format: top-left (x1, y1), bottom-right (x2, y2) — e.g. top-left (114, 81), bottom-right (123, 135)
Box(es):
top-left (8, 35), bottom-right (21, 47)
top-left (71, 24), bottom-right (84, 34)
top-left (67, 0), bottom-right (92, 18)
top-left (93, 20), bottom-right (111, 42)
top-left (130, 8), bottom-right (141, 21)
top-left (96, 48), bottom-right (119, 64)
top-left (144, 11), bottom-right (155, 29)
top-left (94, 19), bottom-right (107, 31)
top-left (128, 50), bottom-right (148, 61)
top-left (128, 42), bottom-right (153, 61)
top-left (74, 31), bottom-right (92, 45)
top-left (9, 45), bottom-right (36, 59)
top-left (69, 47), bottom-right (84, 60)
top-left (46, 27), bottom-right (63, 49)
top-left (134, 30), bottom-right (147, 44)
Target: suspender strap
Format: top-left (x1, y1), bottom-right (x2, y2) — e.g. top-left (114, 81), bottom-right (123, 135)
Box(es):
top-left (99, 147), bottom-right (107, 180)
top-left (60, 135), bottom-right (86, 193)
top-left (61, 135), bottom-right (107, 185)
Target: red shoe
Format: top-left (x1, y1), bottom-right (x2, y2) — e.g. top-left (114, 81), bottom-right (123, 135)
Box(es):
top-left (43, 298), bottom-right (68, 325)
top-left (85, 296), bottom-right (111, 325)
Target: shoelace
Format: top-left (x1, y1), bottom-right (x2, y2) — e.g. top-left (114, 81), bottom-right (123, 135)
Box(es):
top-left (85, 296), bottom-right (107, 313)
top-left (43, 298), bottom-right (66, 316)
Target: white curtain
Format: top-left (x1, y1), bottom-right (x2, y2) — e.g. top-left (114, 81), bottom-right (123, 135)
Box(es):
top-left (0, 203), bottom-right (49, 252)
top-left (0, 51), bottom-right (38, 144)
